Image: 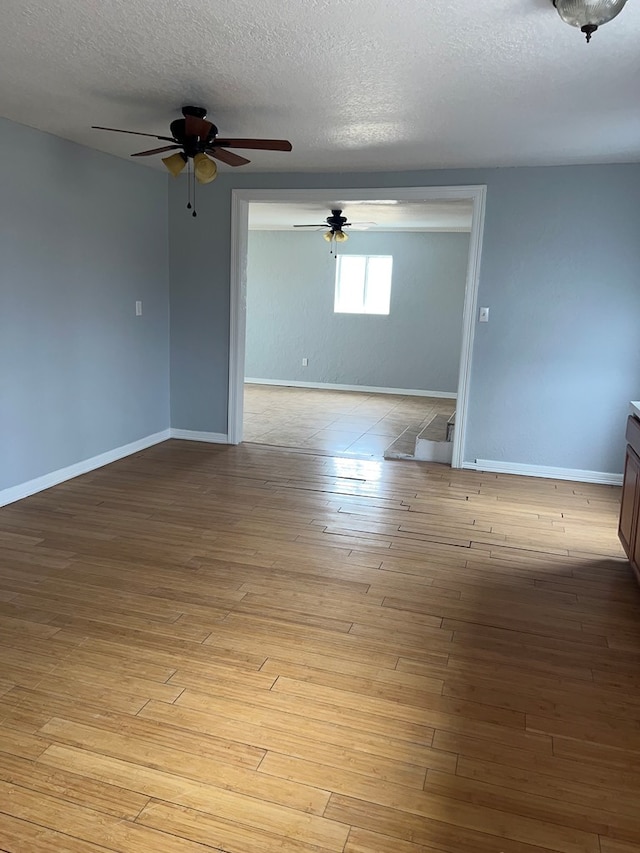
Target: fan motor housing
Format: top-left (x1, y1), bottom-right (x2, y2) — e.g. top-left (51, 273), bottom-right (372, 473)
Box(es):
top-left (170, 116), bottom-right (219, 157)
top-left (327, 210), bottom-right (348, 231)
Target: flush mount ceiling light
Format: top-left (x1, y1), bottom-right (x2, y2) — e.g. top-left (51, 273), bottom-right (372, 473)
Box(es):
top-left (552, 0), bottom-right (628, 42)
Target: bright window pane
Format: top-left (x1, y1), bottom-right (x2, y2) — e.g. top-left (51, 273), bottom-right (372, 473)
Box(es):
top-left (335, 256), bottom-right (366, 313)
top-left (364, 256), bottom-right (393, 315)
top-left (334, 255), bottom-right (392, 315)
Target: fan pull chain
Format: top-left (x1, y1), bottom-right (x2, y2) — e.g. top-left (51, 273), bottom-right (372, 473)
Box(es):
top-left (186, 160), bottom-right (192, 211)
top-left (192, 167), bottom-right (197, 218)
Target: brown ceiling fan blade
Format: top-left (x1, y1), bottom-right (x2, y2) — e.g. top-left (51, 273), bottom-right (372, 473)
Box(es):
top-left (207, 147), bottom-right (251, 167)
top-left (92, 126), bottom-right (176, 142)
top-left (131, 145), bottom-right (181, 157)
top-left (214, 138), bottom-right (293, 151)
top-left (185, 115), bottom-right (214, 139)
top-left (293, 224), bottom-right (325, 228)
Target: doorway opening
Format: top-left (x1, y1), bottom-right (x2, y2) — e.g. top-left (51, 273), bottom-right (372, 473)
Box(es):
top-left (229, 187), bottom-right (486, 468)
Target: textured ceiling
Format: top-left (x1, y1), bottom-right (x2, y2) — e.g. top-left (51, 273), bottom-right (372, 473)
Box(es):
top-left (1, 0), bottom-right (639, 173)
top-left (249, 200), bottom-right (473, 231)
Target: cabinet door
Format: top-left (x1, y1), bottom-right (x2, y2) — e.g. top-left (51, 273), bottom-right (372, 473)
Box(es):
top-left (619, 446), bottom-right (640, 558)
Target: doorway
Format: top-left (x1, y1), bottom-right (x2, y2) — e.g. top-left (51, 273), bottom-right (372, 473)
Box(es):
top-left (229, 186), bottom-right (486, 468)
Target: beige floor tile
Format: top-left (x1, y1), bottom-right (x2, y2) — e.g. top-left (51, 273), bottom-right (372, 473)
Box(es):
top-left (243, 384), bottom-right (455, 459)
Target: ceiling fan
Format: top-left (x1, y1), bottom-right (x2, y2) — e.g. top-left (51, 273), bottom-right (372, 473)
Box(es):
top-left (92, 106), bottom-right (293, 216)
top-left (293, 209), bottom-right (375, 253)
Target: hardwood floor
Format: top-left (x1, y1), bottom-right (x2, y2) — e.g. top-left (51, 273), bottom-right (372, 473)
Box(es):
top-left (0, 439), bottom-right (639, 853)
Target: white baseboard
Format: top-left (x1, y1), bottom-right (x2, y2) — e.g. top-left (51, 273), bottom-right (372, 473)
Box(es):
top-left (245, 378), bottom-right (457, 400)
top-left (0, 429), bottom-right (171, 508)
top-left (464, 458), bottom-right (623, 486)
top-left (170, 429), bottom-right (229, 444)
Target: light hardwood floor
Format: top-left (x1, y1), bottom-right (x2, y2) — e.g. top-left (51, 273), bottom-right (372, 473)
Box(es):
top-left (243, 384), bottom-right (456, 456)
top-left (0, 440), bottom-right (639, 853)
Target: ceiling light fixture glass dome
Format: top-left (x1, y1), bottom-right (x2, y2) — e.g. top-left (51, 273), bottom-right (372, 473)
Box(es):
top-left (552, 0), bottom-right (628, 42)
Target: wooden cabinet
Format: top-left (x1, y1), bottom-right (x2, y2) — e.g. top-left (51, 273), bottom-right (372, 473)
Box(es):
top-left (619, 445), bottom-right (640, 554)
top-left (618, 415), bottom-right (640, 585)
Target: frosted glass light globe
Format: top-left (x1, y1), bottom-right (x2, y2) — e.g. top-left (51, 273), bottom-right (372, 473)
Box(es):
top-left (553, 0), bottom-right (628, 41)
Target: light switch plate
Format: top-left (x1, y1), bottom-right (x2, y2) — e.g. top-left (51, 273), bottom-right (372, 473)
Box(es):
top-left (136, 301), bottom-right (143, 316)
top-left (479, 307), bottom-right (489, 323)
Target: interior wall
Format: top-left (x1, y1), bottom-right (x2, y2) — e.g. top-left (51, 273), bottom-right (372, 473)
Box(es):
top-left (0, 118), bottom-right (170, 493)
top-left (245, 230), bottom-right (469, 393)
top-left (169, 163), bottom-right (640, 475)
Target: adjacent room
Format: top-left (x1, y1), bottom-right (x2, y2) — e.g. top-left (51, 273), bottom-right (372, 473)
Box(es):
top-left (243, 199), bottom-right (470, 459)
top-left (2, 2), bottom-right (640, 853)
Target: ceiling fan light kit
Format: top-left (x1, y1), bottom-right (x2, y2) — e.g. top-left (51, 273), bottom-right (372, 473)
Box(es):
top-left (293, 209), bottom-right (379, 254)
top-left (193, 152), bottom-right (218, 184)
top-left (161, 152), bottom-right (187, 177)
top-left (295, 210), bottom-right (355, 255)
top-left (552, 0), bottom-right (628, 42)
top-left (92, 105), bottom-right (292, 217)
top-left (323, 229), bottom-right (349, 249)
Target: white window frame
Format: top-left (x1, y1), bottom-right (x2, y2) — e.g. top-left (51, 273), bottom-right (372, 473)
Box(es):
top-left (334, 254), bottom-right (393, 315)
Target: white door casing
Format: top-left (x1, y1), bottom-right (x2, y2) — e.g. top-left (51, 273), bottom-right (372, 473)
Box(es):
top-left (228, 185), bottom-right (487, 468)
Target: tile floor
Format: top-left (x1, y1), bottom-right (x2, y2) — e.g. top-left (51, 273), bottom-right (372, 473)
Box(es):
top-left (242, 384), bottom-right (456, 458)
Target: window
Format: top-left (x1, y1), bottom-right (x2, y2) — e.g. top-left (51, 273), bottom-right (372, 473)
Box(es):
top-left (334, 255), bottom-right (393, 315)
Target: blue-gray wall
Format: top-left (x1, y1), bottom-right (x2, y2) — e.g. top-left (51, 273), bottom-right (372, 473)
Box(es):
top-left (169, 164), bottom-right (640, 475)
top-left (246, 231), bottom-right (469, 393)
top-left (8, 117), bottom-right (636, 491)
top-left (0, 118), bottom-right (170, 492)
